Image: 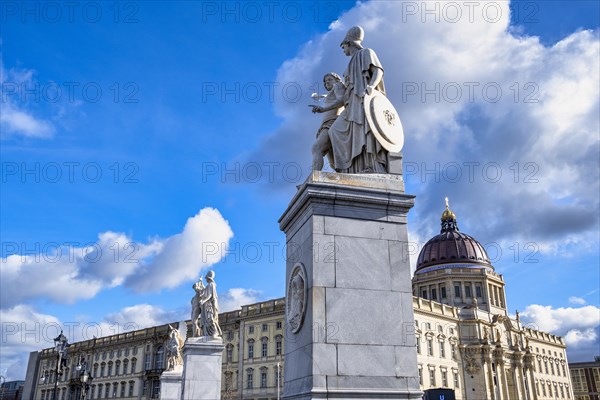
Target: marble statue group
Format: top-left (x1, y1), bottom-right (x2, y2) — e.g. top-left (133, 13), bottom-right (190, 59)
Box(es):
top-left (191, 271), bottom-right (222, 338)
top-left (310, 25), bottom-right (403, 174)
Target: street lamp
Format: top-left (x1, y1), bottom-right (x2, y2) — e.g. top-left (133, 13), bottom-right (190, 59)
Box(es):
top-left (53, 331), bottom-right (69, 400)
top-left (76, 357), bottom-right (92, 400)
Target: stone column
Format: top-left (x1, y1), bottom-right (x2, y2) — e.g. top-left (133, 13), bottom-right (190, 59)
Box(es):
top-left (279, 171), bottom-right (422, 400)
top-left (180, 337), bottom-right (224, 400)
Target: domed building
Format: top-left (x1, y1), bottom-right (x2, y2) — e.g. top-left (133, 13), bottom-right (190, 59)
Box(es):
top-left (411, 199), bottom-right (573, 400)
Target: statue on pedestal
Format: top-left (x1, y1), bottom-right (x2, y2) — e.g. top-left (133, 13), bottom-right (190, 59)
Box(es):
top-left (310, 26), bottom-right (404, 174)
top-left (166, 325), bottom-right (184, 371)
top-left (190, 271), bottom-right (222, 338)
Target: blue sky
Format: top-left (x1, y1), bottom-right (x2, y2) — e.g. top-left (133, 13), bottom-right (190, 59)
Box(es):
top-left (1, 0), bottom-right (599, 379)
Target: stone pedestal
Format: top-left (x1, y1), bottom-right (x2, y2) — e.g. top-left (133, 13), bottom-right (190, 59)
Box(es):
top-left (180, 337), bottom-right (224, 400)
top-left (160, 367), bottom-right (183, 400)
top-left (279, 171), bottom-right (422, 400)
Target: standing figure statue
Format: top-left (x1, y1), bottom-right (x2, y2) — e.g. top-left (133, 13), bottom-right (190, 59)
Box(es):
top-left (328, 26), bottom-right (389, 173)
top-left (199, 271), bottom-right (222, 338)
top-left (191, 276), bottom-right (205, 337)
top-left (309, 72), bottom-right (346, 171)
top-left (166, 325), bottom-right (184, 371)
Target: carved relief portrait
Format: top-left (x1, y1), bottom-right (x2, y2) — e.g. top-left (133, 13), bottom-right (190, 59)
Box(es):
top-left (287, 263), bottom-right (307, 334)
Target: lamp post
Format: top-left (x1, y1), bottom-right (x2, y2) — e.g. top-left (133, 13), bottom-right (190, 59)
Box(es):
top-left (53, 331), bottom-right (69, 400)
top-left (76, 357), bottom-right (92, 400)
top-left (276, 362), bottom-right (281, 400)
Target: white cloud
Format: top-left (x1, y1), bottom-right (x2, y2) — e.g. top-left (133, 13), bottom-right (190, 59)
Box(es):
top-left (0, 303), bottom-right (186, 380)
top-left (1, 208), bottom-right (233, 307)
top-left (245, 0), bottom-right (599, 253)
top-left (0, 60), bottom-right (55, 139)
top-left (520, 304), bottom-right (600, 361)
top-left (568, 296), bottom-right (587, 305)
top-left (219, 288), bottom-right (262, 312)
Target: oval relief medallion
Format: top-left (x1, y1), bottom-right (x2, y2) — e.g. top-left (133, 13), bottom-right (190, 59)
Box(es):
top-left (287, 263), bottom-right (307, 334)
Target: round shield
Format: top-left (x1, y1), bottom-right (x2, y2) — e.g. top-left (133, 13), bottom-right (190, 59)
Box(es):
top-left (364, 91), bottom-right (404, 152)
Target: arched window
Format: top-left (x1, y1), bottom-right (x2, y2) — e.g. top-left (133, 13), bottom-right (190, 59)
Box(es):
top-left (128, 381), bottom-right (135, 397)
top-left (130, 358), bottom-right (137, 374)
top-left (115, 360), bottom-right (121, 375)
top-left (260, 367), bottom-right (268, 388)
top-left (247, 340), bottom-right (255, 359)
top-left (154, 346), bottom-right (164, 369)
top-left (93, 363), bottom-right (99, 378)
top-left (122, 359), bottom-right (129, 375)
top-left (246, 368), bottom-right (254, 389)
top-left (261, 337), bottom-right (269, 357)
top-left (100, 363), bottom-right (106, 377)
top-left (107, 361), bottom-right (113, 376)
top-left (120, 381), bottom-right (126, 397)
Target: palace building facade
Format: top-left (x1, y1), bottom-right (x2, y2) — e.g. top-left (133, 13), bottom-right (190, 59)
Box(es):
top-left (23, 203), bottom-right (573, 400)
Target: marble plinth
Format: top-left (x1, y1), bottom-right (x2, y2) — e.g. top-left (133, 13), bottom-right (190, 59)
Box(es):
top-left (160, 367), bottom-right (183, 400)
top-left (279, 171), bottom-right (422, 400)
top-left (180, 337), bottom-right (224, 400)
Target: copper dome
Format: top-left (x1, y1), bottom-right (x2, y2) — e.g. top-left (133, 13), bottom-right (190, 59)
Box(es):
top-left (416, 200), bottom-right (492, 272)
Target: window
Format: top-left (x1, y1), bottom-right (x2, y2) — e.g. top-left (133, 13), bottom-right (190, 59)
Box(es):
top-left (123, 359), bottom-right (128, 375)
top-left (441, 286), bottom-right (447, 299)
top-left (224, 372), bottom-right (233, 391)
top-left (453, 370), bottom-right (460, 388)
top-left (132, 346), bottom-right (138, 355)
top-left (439, 341), bottom-right (446, 358)
top-left (110, 350), bottom-right (114, 359)
top-left (105, 383), bottom-right (110, 398)
top-left (248, 340), bottom-right (255, 359)
top-left (454, 285), bottom-right (461, 298)
top-left (261, 338), bottom-right (268, 357)
top-left (541, 382), bottom-right (546, 396)
top-left (154, 346), bottom-right (164, 369)
top-left (248, 325), bottom-right (254, 334)
top-left (416, 337), bottom-right (421, 354)
top-left (276, 321), bottom-right (282, 329)
top-left (142, 380), bottom-right (148, 396)
top-left (276, 336), bottom-right (283, 356)
top-left (107, 361), bottom-right (113, 376)
top-left (560, 385), bottom-right (564, 398)
top-left (115, 360), bottom-right (121, 375)
top-left (418, 366), bottom-right (423, 385)
top-left (226, 344), bottom-right (234, 363)
top-left (130, 358), bottom-right (137, 374)
top-left (124, 347), bottom-right (129, 357)
top-left (544, 360), bottom-right (548, 374)
top-left (97, 385), bottom-right (102, 399)
top-left (550, 362), bottom-right (555, 375)
top-left (102, 351), bottom-right (107, 360)
top-left (475, 284), bottom-right (482, 298)
top-left (120, 382), bottom-right (126, 397)
top-left (431, 288), bottom-right (437, 301)
top-left (441, 370), bottom-right (448, 387)
top-left (262, 323), bottom-right (268, 332)
top-left (425, 322), bottom-right (431, 330)
top-left (100, 363), bottom-right (105, 377)
top-left (427, 338), bottom-right (433, 356)
top-left (93, 363), bottom-right (99, 377)
top-left (227, 331), bottom-right (234, 341)
top-left (247, 369), bottom-right (254, 389)
top-left (275, 366), bottom-right (283, 387)
top-left (144, 352), bottom-right (152, 370)
top-left (117, 348), bottom-right (122, 357)
top-left (429, 369), bottom-right (436, 386)
top-left (465, 284), bottom-right (472, 298)
top-left (128, 381), bottom-right (135, 397)
top-left (451, 343), bottom-right (457, 359)
top-left (152, 379), bottom-right (160, 398)
top-left (421, 289), bottom-right (428, 299)
top-left (260, 368), bottom-right (268, 388)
